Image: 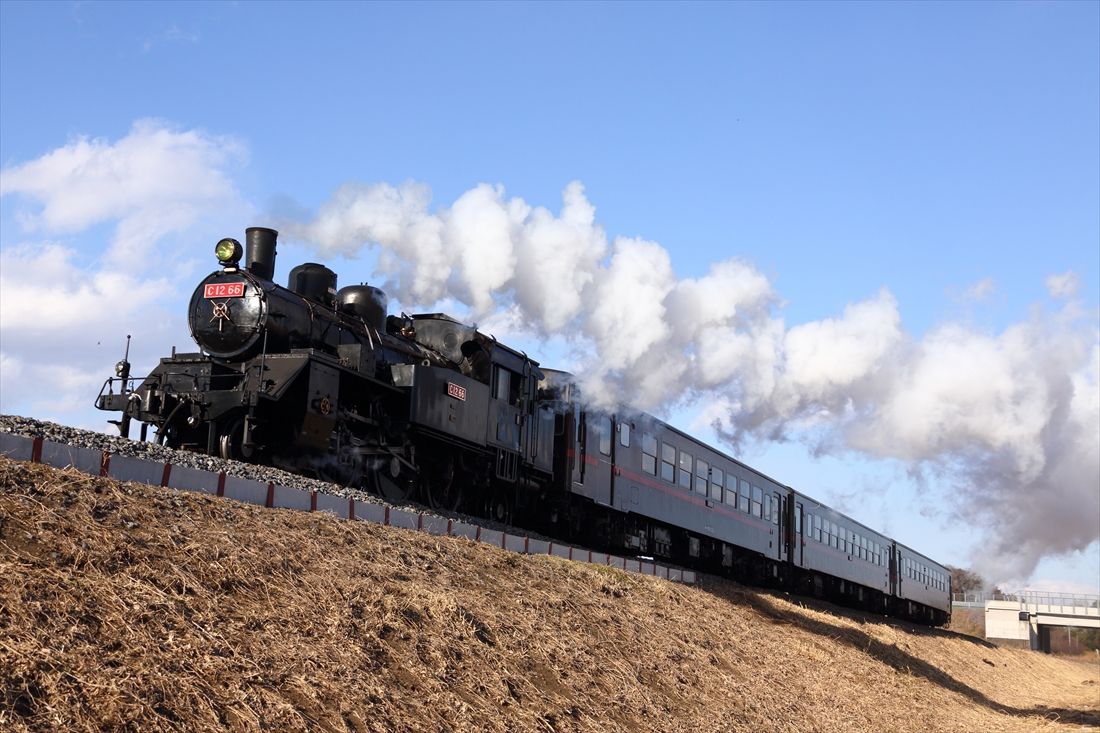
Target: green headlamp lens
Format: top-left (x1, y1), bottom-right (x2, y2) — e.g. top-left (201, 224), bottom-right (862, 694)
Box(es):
top-left (215, 238), bottom-right (242, 264)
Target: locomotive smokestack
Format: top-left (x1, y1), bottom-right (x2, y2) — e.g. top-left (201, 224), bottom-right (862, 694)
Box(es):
top-left (245, 227), bottom-right (278, 281)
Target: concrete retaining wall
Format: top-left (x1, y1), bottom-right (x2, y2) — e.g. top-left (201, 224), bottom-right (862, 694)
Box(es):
top-left (0, 431), bottom-right (696, 586)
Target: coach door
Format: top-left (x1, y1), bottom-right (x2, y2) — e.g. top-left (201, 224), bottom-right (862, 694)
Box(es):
top-left (572, 410), bottom-right (614, 506)
top-left (793, 501), bottom-right (804, 566)
top-left (587, 413), bottom-right (615, 506)
top-left (776, 491), bottom-right (788, 562)
top-left (889, 545), bottom-right (900, 597)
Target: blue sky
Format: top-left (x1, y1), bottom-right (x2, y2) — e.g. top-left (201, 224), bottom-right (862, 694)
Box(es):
top-left (2, 1), bottom-right (1097, 593)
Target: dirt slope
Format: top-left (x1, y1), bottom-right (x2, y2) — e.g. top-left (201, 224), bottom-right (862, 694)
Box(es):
top-left (1, 456), bottom-right (1096, 733)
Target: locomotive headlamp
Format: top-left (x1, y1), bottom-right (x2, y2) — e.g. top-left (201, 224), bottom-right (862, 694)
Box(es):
top-left (215, 237), bottom-right (243, 266)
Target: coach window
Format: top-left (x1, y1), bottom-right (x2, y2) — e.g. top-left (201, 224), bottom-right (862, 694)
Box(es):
top-left (751, 486), bottom-right (763, 518)
top-left (814, 515), bottom-right (822, 542)
top-left (795, 504), bottom-right (802, 535)
top-left (762, 495), bottom-right (771, 522)
top-left (695, 459), bottom-right (709, 496)
top-left (678, 451), bottom-right (693, 490)
top-left (725, 475), bottom-right (738, 506)
top-left (642, 433), bottom-right (657, 475)
top-left (598, 416), bottom-right (612, 456)
top-left (620, 422), bottom-right (631, 448)
top-left (771, 496), bottom-right (780, 525)
top-left (738, 480), bottom-right (751, 513)
top-left (661, 443), bottom-right (676, 483)
top-left (711, 467), bottom-right (724, 502)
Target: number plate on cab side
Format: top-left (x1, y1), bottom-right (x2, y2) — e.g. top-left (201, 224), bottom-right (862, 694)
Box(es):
top-left (446, 382), bottom-right (467, 401)
top-left (204, 282), bottom-right (246, 298)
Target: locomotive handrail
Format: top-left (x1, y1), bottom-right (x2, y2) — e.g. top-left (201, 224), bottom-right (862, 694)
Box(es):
top-left (97, 376), bottom-right (143, 398)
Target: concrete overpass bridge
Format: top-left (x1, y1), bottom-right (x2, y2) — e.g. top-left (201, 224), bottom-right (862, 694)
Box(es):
top-left (974, 591), bottom-right (1100, 652)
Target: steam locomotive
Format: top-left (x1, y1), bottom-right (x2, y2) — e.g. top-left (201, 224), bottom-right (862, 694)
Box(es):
top-left (97, 227), bottom-right (951, 625)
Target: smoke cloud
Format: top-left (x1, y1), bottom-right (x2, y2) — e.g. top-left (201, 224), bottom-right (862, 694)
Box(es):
top-left (284, 181), bottom-right (1098, 585)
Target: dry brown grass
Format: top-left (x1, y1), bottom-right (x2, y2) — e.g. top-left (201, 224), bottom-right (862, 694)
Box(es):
top-left (1, 455), bottom-right (1097, 732)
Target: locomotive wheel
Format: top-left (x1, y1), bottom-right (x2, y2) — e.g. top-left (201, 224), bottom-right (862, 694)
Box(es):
top-left (218, 417), bottom-right (255, 462)
top-left (372, 456), bottom-right (417, 503)
top-left (424, 454), bottom-right (463, 513)
top-left (484, 484), bottom-right (513, 525)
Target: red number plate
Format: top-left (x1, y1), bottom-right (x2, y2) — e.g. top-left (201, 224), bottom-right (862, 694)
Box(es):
top-left (446, 382), bottom-right (467, 401)
top-left (204, 282), bottom-right (246, 299)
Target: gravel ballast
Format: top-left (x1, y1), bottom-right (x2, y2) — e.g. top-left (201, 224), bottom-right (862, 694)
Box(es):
top-left (0, 413), bottom-right (550, 540)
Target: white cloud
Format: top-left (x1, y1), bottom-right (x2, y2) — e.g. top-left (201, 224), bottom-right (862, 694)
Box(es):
top-left (960, 276), bottom-right (995, 301)
top-left (0, 242), bottom-right (172, 333)
top-left (0, 121), bottom-right (248, 430)
top-left (1045, 271), bottom-right (1080, 299)
top-left (0, 118), bottom-right (245, 260)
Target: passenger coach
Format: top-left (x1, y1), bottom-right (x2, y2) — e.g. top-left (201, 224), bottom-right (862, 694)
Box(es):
top-left (542, 370), bottom-right (951, 625)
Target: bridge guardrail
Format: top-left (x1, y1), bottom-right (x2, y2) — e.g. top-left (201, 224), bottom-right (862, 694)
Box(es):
top-left (953, 591), bottom-right (1100, 614)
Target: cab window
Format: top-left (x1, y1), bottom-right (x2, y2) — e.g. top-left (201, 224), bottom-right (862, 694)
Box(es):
top-left (492, 366), bottom-right (522, 406)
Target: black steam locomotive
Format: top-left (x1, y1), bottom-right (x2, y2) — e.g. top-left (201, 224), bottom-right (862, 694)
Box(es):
top-left (97, 227), bottom-right (951, 625)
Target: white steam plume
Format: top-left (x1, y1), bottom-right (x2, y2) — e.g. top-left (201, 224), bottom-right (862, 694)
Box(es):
top-left (283, 181), bottom-right (1099, 585)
